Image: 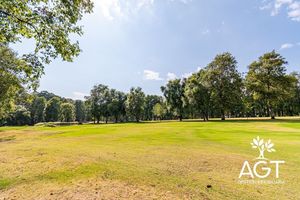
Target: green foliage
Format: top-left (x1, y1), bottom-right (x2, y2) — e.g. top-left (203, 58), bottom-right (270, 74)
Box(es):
top-left (125, 87), bottom-right (145, 122)
top-left (108, 90), bottom-right (126, 123)
top-left (0, 45), bottom-right (42, 118)
top-left (152, 103), bottom-right (165, 120)
top-left (30, 96), bottom-right (46, 124)
top-left (184, 70), bottom-right (210, 121)
top-left (75, 100), bottom-right (86, 122)
top-left (144, 95), bottom-right (163, 120)
top-left (0, 1), bottom-right (92, 120)
top-left (87, 84), bottom-right (110, 123)
top-left (205, 52), bottom-right (243, 120)
top-left (161, 79), bottom-right (185, 121)
top-left (59, 103), bottom-right (75, 122)
top-left (6, 105), bottom-right (31, 126)
top-left (0, 0), bottom-right (93, 63)
top-left (38, 91), bottom-right (60, 101)
top-left (45, 97), bottom-right (61, 122)
top-left (245, 51), bottom-right (296, 119)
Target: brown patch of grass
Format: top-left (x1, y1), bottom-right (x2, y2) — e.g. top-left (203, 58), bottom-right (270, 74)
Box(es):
top-left (0, 178), bottom-right (183, 200)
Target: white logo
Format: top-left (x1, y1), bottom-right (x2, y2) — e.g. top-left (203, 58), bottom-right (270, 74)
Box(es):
top-left (251, 136), bottom-right (275, 160)
top-left (238, 136), bottom-right (285, 184)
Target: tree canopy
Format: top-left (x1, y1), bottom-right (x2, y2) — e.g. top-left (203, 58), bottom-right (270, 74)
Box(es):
top-left (1, 0), bottom-right (93, 63)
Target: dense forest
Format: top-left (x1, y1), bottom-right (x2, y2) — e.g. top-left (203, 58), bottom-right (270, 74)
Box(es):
top-left (1, 44), bottom-right (299, 126)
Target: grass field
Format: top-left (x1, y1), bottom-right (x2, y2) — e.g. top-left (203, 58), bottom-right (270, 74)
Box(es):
top-left (0, 119), bottom-right (300, 199)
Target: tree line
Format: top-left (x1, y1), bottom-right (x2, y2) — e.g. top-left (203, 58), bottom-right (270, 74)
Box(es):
top-left (1, 1), bottom-right (299, 125)
top-left (1, 49), bottom-right (299, 126)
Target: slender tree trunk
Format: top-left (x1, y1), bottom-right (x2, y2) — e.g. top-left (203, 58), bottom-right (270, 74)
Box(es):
top-left (269, 106), bottom-right (275, 119)
top-left (221, 109), bottom-right (225, 120)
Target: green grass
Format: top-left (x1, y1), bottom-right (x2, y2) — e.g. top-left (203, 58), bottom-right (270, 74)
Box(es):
top-left (0, 119), bottom-right (299, 199)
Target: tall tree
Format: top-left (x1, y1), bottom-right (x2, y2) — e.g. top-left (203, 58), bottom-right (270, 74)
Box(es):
top-left (161, 79), bottom-right (185, 121)
top-left (108, 89), bottom-right (126, 123)
top-left (184, 70), bottom-right (210, 121)
top-left (74, 100), bottom-right (86, 123)
top-left (125, 87), bottom-right (145, 122)
top-left (87, 84), bottom-right (110, 123)
top-left (45, 97), bottom-right (61, 122)
top-left (59, 103), bottom-right (75, 122)
top-left (144, 95), bottom-right (163, 120)
top-left (205, 52), bottom-right (243, 120)
top-left (30, 96), bottom-right (46, 124)
top-left (246, 51), bottom-right (295, 119)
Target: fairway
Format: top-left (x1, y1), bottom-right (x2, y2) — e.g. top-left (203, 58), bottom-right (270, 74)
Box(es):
top-left (0, 120), bottom-right (299, 200)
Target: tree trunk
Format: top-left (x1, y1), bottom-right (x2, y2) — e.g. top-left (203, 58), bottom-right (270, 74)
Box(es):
top-left (179, 115), bottom-right (183, 121)
top-left (221, 109), bottom-right (225, 120)
top-left (270, 107), bottom-right (275, 120)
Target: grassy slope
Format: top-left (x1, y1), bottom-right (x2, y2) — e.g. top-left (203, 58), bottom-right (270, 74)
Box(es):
top-left (0, 120), bottom-right (299, 199)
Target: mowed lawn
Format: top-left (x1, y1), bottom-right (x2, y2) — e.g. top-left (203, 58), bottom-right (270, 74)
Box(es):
top-left (0, 119), bottom-right (300, 200)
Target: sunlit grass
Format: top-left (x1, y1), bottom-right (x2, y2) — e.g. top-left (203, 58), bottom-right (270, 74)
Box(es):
top-left (0, 119), bottom-right (299, 199)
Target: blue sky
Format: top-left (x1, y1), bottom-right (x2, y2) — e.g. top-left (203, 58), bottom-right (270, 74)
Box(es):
top-left (14, 0), bottom-right (300, 99)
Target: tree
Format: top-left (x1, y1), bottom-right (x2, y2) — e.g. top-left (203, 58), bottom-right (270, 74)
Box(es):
top-left (59, 103), bottom-right (75, 122)
top-left (205, 52), bottom-right (243, 120)
top-left (38, 91), bottom-right (60, 101)
top-left (6, 105), bottom-right (31, 126)
top-left (0, 45), bottom-right (42, 119)
top-left (45, 97), bottom-right (61, 122)
top-left (108, 90), bottom-right (126, 123)
top-left (144, 95), bottom-right (163, 120)
top-left (292, 73), bottom-right (300, 115)
top-left (30, 96), bottom-right (46, 124)
top-left (87, 84), bottom-right (110, 123)
top-left (1, 1), bottom-right (92, 120)
top-left (161, 79), bottom-right (185, 121)
top-left (152, 103), bottom-right (165, 121)
top-left (84, 99), bottom-right (93, 122)
top-left (1, 0), bottom-right (93, 64)
top-left (125, 87), bottom-right (145, 122)
top-left (245, 51), bottom-right (295, 119)
top-left (75, 100), bottom-right (86, 123)
top-left (184, 70), bottom-right (210, 121)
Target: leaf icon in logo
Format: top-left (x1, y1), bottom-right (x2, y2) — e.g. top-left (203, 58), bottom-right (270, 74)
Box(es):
top-left (251, 136), bottom-right (276, 159)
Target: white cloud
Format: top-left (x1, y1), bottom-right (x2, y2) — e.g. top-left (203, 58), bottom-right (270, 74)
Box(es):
top-left (93, 0), bottom-right (192, 20)
top-left (143, 70), bottom-right (163, 80)
top-left (288, 1), bottom-right (300, 21)
top-left (280, 43), bottom-right (294, 49)
top-left (280, 42), bottom-right (300, 49)
top-left (262, 0), bottom-right (300, 21)
top-left (166, 72), bottom-right (177, 80)
top-left (71, 92), bottom-right (89, 100)
top-left (94, 0), bottom-right (123, 20)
